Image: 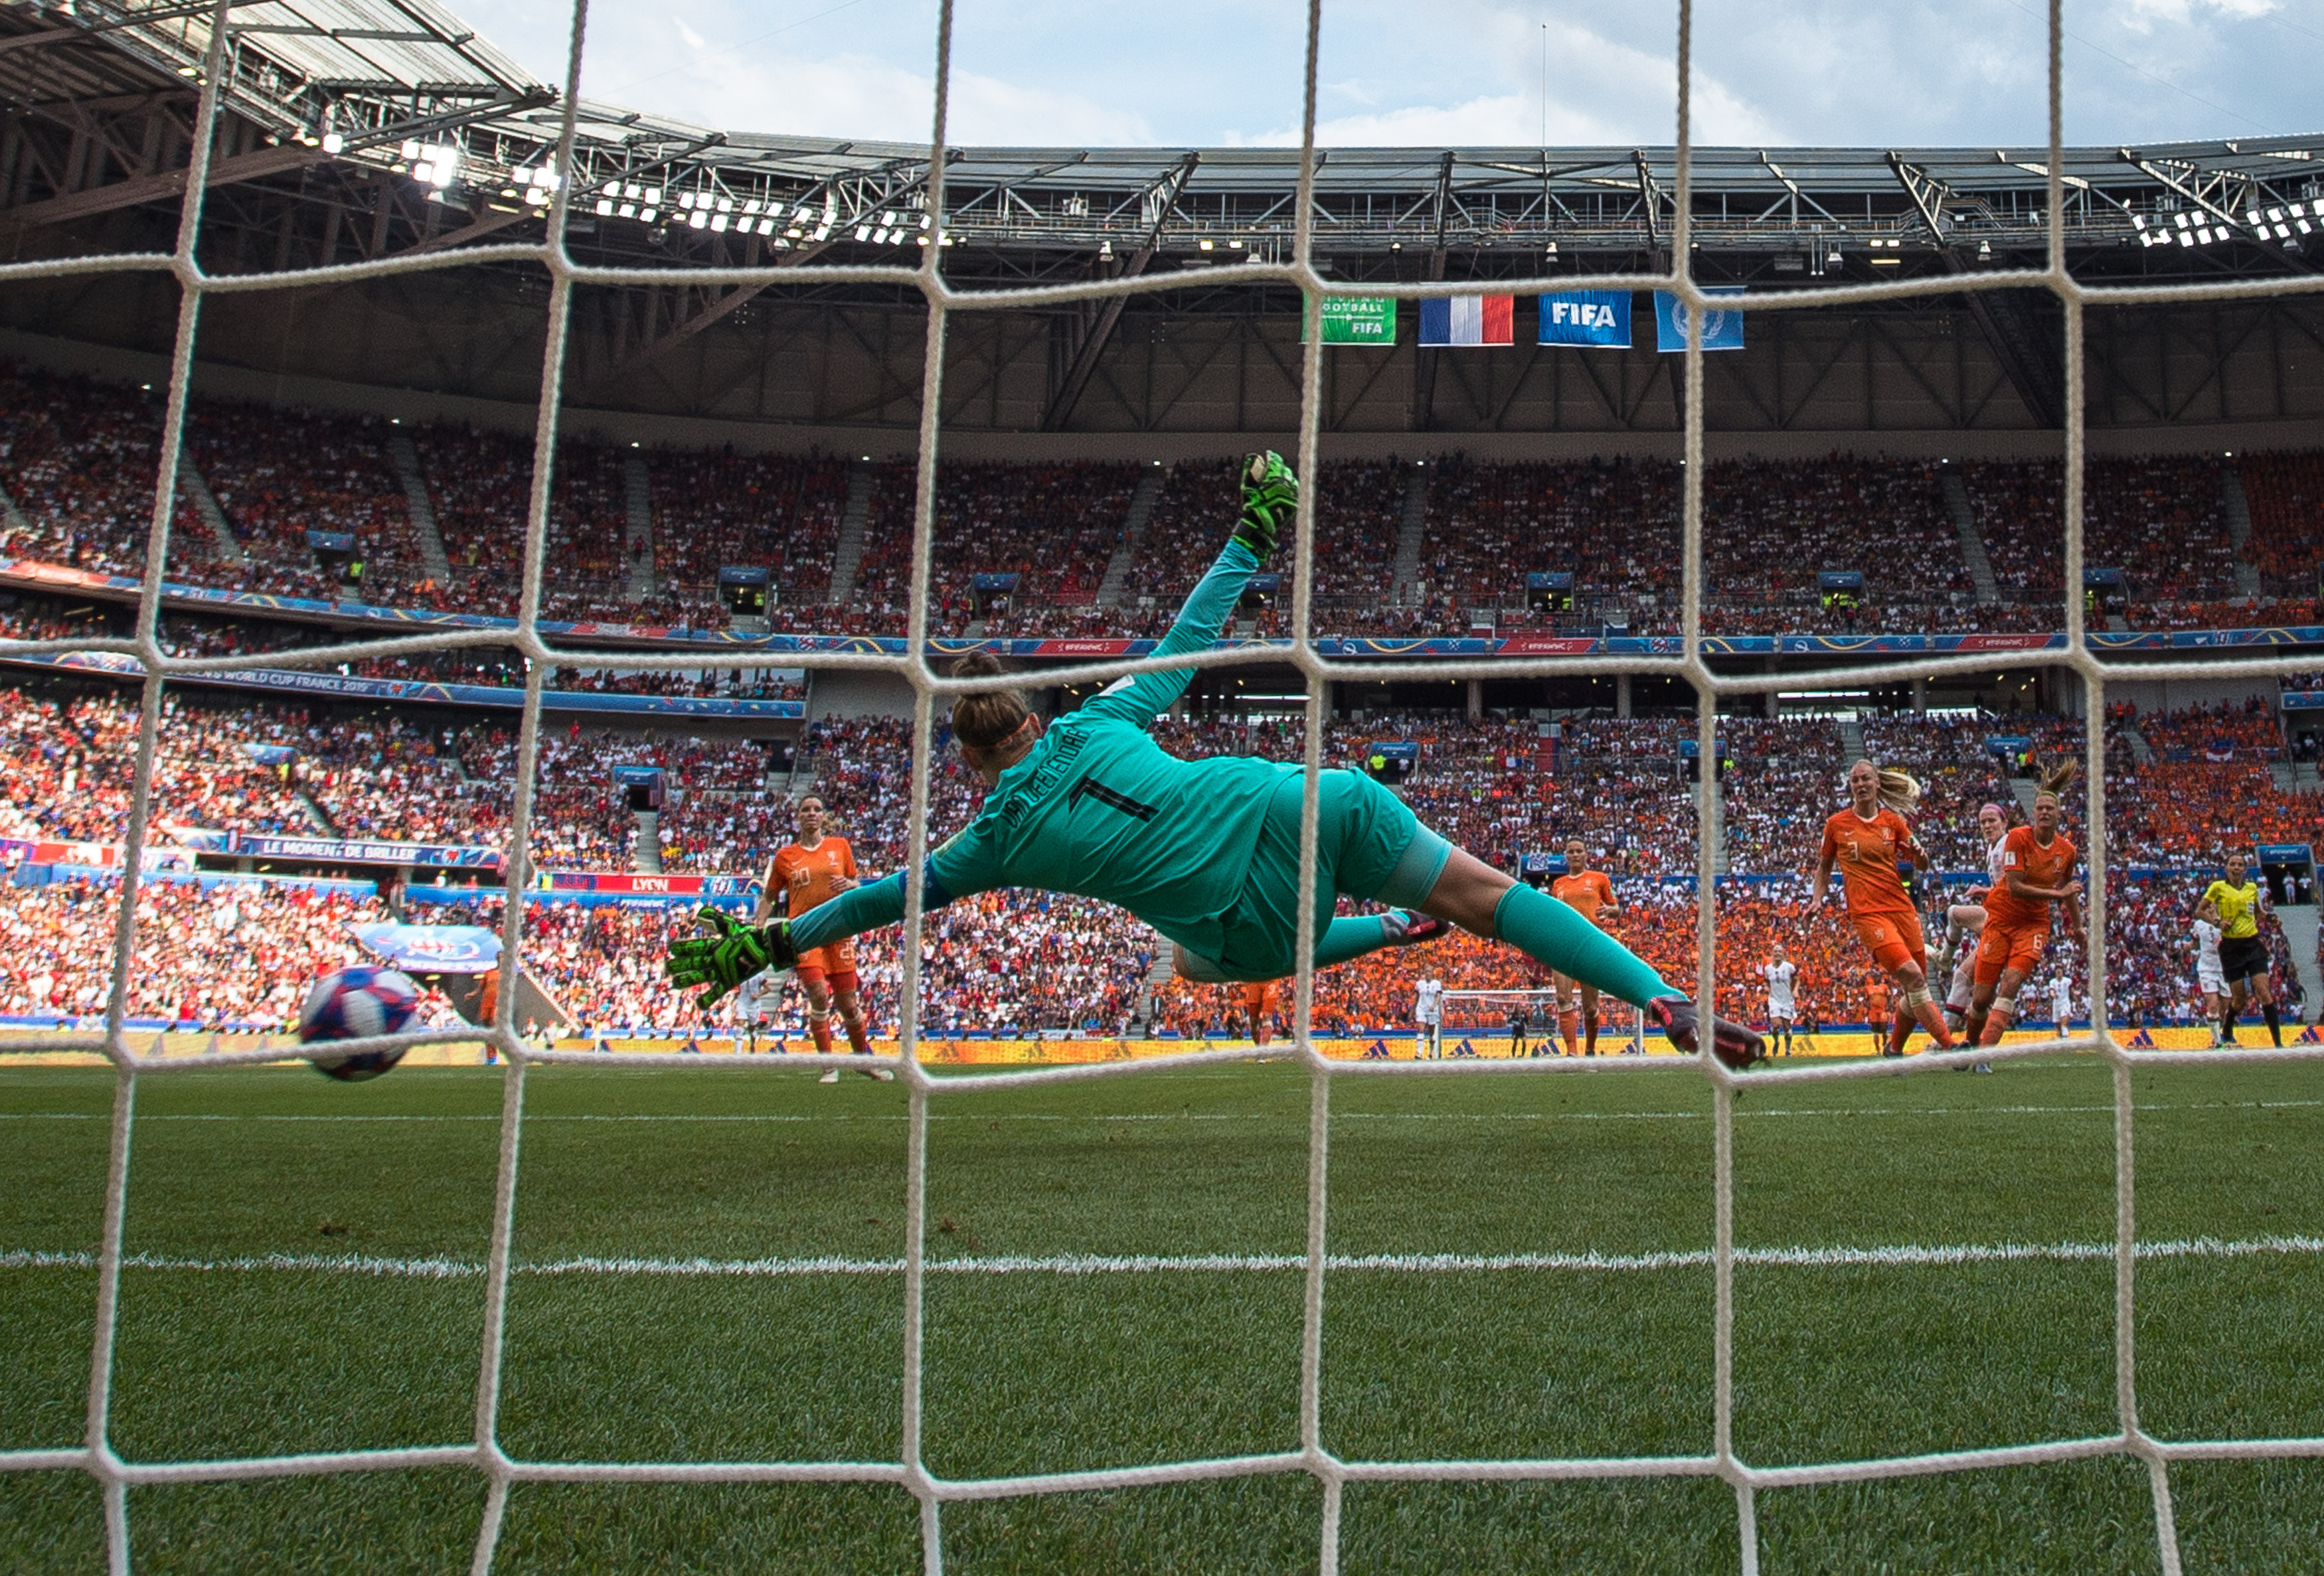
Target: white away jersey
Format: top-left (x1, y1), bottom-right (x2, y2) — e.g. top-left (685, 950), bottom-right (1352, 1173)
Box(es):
top-left (2193, 919), bottom-right (2223, 980)
top-left (1763, 960), bottom-right (1797, 1012)
top-left (1414, 979), bottom-right (1444, 1026)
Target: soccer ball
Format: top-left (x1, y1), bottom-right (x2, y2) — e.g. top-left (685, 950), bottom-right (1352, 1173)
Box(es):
top-left (299, 967), bottom-right (420, 1081)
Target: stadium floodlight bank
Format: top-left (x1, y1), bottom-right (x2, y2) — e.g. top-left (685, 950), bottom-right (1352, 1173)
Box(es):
top-left (7, 0), bottom-right (2324, 1571)
top-left (3, 3), bottom-right (2321, 288)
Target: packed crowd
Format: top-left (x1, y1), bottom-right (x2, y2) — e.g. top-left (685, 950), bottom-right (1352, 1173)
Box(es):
top-left (7, 360), bottom-right (2319, 642)
top-left (647, 449), bottom-right (847, 599)
top-left (1, 671), bottom-right (2318, 1034)
top-left (853, 460), bottom-right (1144, 625)
top-left (0, 874), bottom-right (385, 1027)
top-left (187, 402), bottom-right (420, 599)
top-left (0, 365), bottom-right (213, 576)
top-left (2240, 448), bottom-right (2324, 599)
top-left (1959, 455), bottom-right (2244, 617)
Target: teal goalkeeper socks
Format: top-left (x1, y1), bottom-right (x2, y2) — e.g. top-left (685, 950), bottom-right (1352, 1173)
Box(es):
top-left (1491, 884), bottom-right (1674, 1009)
top-left (1313, 915), bottom-right (1393, 969)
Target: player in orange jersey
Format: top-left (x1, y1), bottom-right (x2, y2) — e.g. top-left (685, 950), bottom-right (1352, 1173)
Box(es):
top-left (1549, 836), bottom-right (1619, 1056)
top-left (760, 795), bottom-right (893, 1083)
top-left (1239, 981), bottom-right (1276, 1046)
top-left (1864, 969), bottom-right (1893, 1054)
top-left (1969, 761), bottom-right (2083, 1050)
top-left (1810, 759), bottom-right (1956, 1056)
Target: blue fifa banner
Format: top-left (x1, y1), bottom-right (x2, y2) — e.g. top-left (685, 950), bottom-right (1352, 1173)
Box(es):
top-left (1818, 571), bottom-right (1865, 592)
top-left (2259, 844), bottom-right (2315, 864)
top-left (2084, 568), bottom-right (2126, 588)
top-left (1653, 287), bottom-right (1746, 353)
top-left (1527, 572), bottom-right (1576, 591)
top-left (972, 573), bottom-right (1020, 592)
top-left (2285, 692), bottom-right (2324, 710)
top-left (1521, 852), bottom-right (1570, 876)
top-left (1366, 742), bottom-right (1420, 765)
top-left (610, 766), bottom-right (665, 787)
top-left (350, 922), bottom-right (502, 974)
top-left (305, 530), bottom-right (357, 552)
top-left (1536, 290), bottom-right (1631, 348)
top-left (242, 742), bottom-right (297, 764)
top-left (718, 566), bottom-right (771, 586)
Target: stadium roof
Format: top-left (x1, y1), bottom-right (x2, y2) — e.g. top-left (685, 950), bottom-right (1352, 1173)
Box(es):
top-left (4, 0), bottom-right (2321, 281)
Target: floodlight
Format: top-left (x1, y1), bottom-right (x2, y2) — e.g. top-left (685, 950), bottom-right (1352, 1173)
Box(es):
top-left (321, 132), bottom-right (344, 154)
top-left (402, 140), bottom-right (423, 161)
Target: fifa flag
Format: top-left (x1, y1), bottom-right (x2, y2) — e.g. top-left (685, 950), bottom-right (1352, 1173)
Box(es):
top-left (1418, 295), bottom-right (1514, 347)
top-left (1537, 289), bottom-right (1631, 349)
top-left (1653, 287), bottom-right (1746, 352)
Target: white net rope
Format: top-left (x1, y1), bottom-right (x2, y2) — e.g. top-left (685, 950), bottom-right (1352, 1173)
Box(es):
top-left (0, 0), bottom-right (2320, 1570)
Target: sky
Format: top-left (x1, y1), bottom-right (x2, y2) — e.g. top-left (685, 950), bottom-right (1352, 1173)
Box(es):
top-left (450, 0), bottom-right (2323, 149)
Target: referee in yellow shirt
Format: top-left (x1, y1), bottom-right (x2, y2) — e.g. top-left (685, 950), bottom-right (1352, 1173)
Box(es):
top-left (2202, 852), bottom-right (2281, 1047)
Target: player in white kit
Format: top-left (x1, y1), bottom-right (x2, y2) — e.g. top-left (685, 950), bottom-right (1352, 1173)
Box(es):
top-left (2046, 971), bottom-right (2074, 1031)
top-left (731, 965), bottom-right (791, 1054)
top-left (1415, 977), bottom-right (1444, 1060)
top-left (1937, 802), bottom-right (2011, 1070)
top-left (2191, 900), bottom-right (2226, 1048)
top-left (1762, 944), bottom-right (1799, 1056)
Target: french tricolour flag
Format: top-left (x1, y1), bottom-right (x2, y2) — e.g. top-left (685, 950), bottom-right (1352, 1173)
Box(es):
top-left (1418, 295), bottom-right (1514, 347)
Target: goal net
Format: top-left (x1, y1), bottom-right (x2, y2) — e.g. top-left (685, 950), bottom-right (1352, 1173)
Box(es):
top-left (1, 0), bottom-right (2319, 1571)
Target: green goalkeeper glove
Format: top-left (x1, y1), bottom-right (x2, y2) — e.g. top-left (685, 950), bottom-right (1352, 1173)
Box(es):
top-left (1232, 450), bottom-right (1299, 562)
top-left (664, 907), bottom-right (795, 1010)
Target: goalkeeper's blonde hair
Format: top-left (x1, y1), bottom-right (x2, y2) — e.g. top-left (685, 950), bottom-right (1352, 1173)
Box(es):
top-left (1850, 757), bottom-right (1922, 815)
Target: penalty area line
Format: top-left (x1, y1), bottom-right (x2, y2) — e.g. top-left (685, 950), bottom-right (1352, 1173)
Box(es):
top-left (5, 1235), bottom-right (2323, 1281)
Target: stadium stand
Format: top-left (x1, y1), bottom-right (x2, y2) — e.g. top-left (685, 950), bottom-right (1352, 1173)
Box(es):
top-left (0, 661), bottom-right (2314, 1036)
top-left (2240, 449), bottom-right (2324, 601)
top-left (647, 447), bottom-right (848, 606)
top-left (5, 362), bottom-right (2320, 639)
top-left (186, 401), bottom-right (421, 601)
top-left (0, 364), bottom-right (214, 576)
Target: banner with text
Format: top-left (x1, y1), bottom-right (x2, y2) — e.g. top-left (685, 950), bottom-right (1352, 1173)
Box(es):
top-left (1536, 289), bottom-right (1632, 348)
top-left (1315, 297), bottom-right (1396, 344)
top-left (235, 834), bottom-right (502, 869)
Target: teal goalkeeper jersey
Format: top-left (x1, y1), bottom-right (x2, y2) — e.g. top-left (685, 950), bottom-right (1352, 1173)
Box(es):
top-left (787, 538), bottom-right (1286, 963)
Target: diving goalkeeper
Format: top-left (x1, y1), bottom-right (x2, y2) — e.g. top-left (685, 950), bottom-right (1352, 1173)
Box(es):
top-left (667, 453), bottom-right (1763, 1069)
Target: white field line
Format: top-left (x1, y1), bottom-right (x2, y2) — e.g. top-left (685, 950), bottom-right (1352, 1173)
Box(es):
top-left (3, 1100), bottom-right (2320, 1125)
top-left (6, 1235), bottom-right (2323, 1282)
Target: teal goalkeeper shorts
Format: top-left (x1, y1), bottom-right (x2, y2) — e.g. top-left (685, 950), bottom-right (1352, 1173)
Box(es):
top-left (1187, 767), bottom-right (1452, 983)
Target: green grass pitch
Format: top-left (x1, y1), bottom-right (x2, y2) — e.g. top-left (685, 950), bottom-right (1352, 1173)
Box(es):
top-left (3, 1055), bottom-right (2322, 1572)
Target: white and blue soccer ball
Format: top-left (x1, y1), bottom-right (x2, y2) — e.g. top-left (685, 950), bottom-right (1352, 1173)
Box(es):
top-left (299, 966), bottom-right (420, 1081)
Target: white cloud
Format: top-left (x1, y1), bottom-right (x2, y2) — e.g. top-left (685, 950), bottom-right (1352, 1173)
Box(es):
top-left (1236, 12), bottom-right (1784, 147)
top-left (572, 39), bottom-right (1150, 145)
top-left (441, 0), bottom-right (2311, 149)
top-left (2121, 0), bottom-right (2279, 30)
